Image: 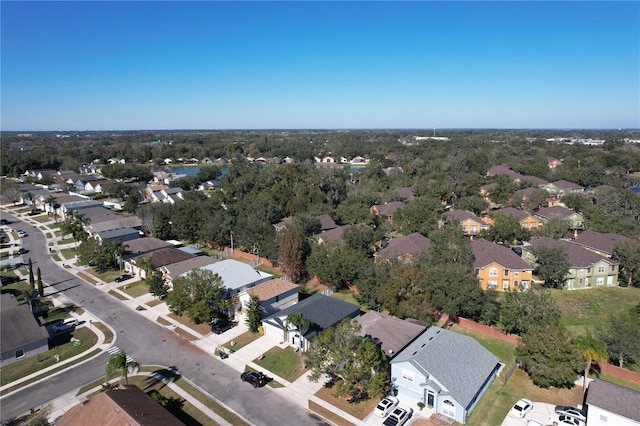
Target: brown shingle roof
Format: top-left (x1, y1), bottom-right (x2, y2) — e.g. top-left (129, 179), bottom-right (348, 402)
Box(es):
top-left (372, 201), bottom-right (405, 217)
top-left (356, 311), bottom-right (427, 358)
top-left (133, 247), bottom-right (195, 268)
top-left (572, 230), bottom-right (638, 256)
top-left (526, 237), bottom-right (619, 268)
top-left (447, 209), bottom-right (484, 224)
top-left (471, 238), bottom-right (532, 270)
top-left (535, 205), bottom-right (579, 219)
top-left (55, 385), bottom-right (183, 426)
top-left (586, 379), bottom-right (640, 422)
top-left (377, 232), bottom-right (430, 258)
top-left (491, 207), bottom-right (532, 222)
top-left (246, 279), bottom-right (299, 301)
top-left (316, 214), bottom-right (338, 231)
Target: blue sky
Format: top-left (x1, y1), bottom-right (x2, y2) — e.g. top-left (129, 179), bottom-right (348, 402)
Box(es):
top-left (2, 1), bottom-right (638, 130)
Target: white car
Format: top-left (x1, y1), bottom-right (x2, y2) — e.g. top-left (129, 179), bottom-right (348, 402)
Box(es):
top-left (383, 406), bottom-right (412, 426)
top-left (510, 398), bottom-right (533, 418)
top-left (51, 318), bottom-right (79, 333)
top-left (374, 396), bottom-right (399, 418)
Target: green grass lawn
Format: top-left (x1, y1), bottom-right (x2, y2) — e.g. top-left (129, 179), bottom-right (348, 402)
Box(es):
top-left (119, 281), bottom-right (149, 298)
top-left (59, 247), bottom-right (77, 260)
top-left (551, 286), bottom-right (640, 335)
top-left (331, 290), bottom-right (365, 310)
top-left (449, 324), bottom-right (517, 365)
top-left (58, 237), bottom-right (75, 245)
top-left (87, 268), bottom-right (121, 283)
top-left (32, 215), bottom-right (53, 223)
top-left (254, 346), bottom-right (306, 383)
top-left (0, 327), bottom-right (98, 386)
top-left (223, 330), bottom-right (261, 352)
top-left (108, 290), bottom-right (129, 301)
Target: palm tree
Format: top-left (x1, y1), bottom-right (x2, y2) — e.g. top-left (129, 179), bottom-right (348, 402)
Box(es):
top-left (285, 312), bottom-right (311, 348)
top-left (44, 195), bottom-right (57, 220)
top-left (105, 349), bottom-right (139, 385)
top-left (575, 332), bottom-right (608, 391)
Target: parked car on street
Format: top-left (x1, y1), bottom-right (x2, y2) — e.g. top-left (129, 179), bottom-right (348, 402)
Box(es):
top-left (114, 274), bottom-right (132, 283)
top-left (374, 396), bottom-right (399, 418)
top-left (240, 371), bottom-right (267, 388)
top-left (17, 230), bottom-right (27, 237)
top-left (382, 406), bottom-right (412, 426)
top-left (18, 248), bottom-right (28, 255)
top-left (510, 398), bottom-right (533, 418)
top-left (0, 219), bottom-right (10, 225)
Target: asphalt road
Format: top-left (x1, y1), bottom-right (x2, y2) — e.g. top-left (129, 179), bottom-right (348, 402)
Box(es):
top-left (0, 213), bottom-right (329, 425)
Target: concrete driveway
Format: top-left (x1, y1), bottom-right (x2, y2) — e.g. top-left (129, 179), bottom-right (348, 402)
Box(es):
top-left (501, 401), bottom-right (557, 426)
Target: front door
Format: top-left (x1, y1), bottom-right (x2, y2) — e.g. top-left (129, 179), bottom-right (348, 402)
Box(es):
top-left (427, 392), bottom-right (435, 408)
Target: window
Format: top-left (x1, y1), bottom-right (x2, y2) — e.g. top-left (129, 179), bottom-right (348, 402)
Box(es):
top-left (489, 268), bottom-right (498, 277)
top-left (15, 349), bottom-right (24, 359)
top-left (504, 269), bottom-right (510, 276)
top-left (502, 280), bottom-right (509, 290)
top-left (529, 223), bottom-right (536, 229)
top-left (514, 280), bottom-right (519, 288)
top-left (470, 226), bottom-right (477, 234)
top-left (598, 265), bottom-right (605, 273)
top-left (587, 268), bottom-right (591, 274)
top-left (488, 281), bottom-right (497, 289)
top-left (610, 265), bottom-right (615, 272)
top-left (514, 271), bottom-right (519, 277)
top-left (442, 400), bottom-right (455, 418)
top-left (402, 369), bottom-right (414, 382)
top-left (596, 277), bottom-right (604, 286)
top-left (579, 269), bottom-right (585, 275)
top-left (599, 414), bottom-right (607, 422)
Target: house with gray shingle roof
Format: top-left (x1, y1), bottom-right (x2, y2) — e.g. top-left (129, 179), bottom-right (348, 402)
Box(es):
top-left (262, 293), bottom-right (360, 351)
top-left (522, 237), bottom-right (620, 289)
top-left (445, 210), bottom-right (490, 237)
top-left (370, 201), bottom-right (405, 223)
top-left (585, 379), bottom-right (640, 425)
top-left (535, 206), bottom-right (586, 231)
top-left (390, 326), bottom-right (500, 424)
top-left (96, 227), bottom-right (141, 244)
top-left (197, 259), bottom-right (272, 296)
top-left (1, 293), bottom-right (50, 367)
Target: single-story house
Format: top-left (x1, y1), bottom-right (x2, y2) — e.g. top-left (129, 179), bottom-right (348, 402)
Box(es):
top-left (0, 293), bottom-right (50, 367)
top-left (315, 224), bottom-right (352, 244)
top-left (126, 248), bottom-right (196, 279)
top-left (543, 180), bottom-right (584, 196)
top-left (95, 227), bottom-right (141, 244)
top-left (121, 237), bottom-right (174, 259)
top-left (370, 201), bottom-right (405, 223)
top-left (585, 379), bottom-right (640, 426)
top-left (160, 256), bottom-right (219, 283)
top-left (237, 278), bottom-right (299, 321)
top-left (262, 294), bottom-right (360, 351)
top-left (55, 385), bottom-right (183, 426)
top-left (196, 259), bottom-right (272, 296)
top-left (355, 311), bottom-right (427, 359)
top-left (390, 326), bottom-right (501, 424)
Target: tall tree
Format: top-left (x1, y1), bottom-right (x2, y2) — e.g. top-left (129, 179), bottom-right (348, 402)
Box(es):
top-left (534, 217), bottom-right (570, 239)
top-left (37, 267), bottom-right (43, 297)
top-left (304, 318), bottom-right (389, 400)
top-left (574, 332), bottom-right (608, 391)
top-left (285, 311), bottom-right (312, 342)
top-left (613, 242), bottom-right (640, 287)
top-left (245, 295), bottom-right (262, 333)
top-left (278, 227), bottom-right (308, 283)
top-left (481, 213), bottom-right (530, 246)
top-left (596, 308), bottom-right (640, 367)
top-left (499, 290), bottom-right (560, 335)
top-left (531, 244), bottom-right (570, 289)
top-left (516, 325), bottom-right (583, 389)
top-left (28, 258), bottom-right (35, 290)
top-left (165, 269), bottom-right (230, 324)
top-left (105, 349), bottom-right (139, 385)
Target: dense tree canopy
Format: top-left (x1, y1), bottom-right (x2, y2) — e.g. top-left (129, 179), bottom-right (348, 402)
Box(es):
top-left (166, 269), bottom-right (230, 324)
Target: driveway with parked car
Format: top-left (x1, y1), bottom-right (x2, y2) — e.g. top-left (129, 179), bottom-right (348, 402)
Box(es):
top-left (502, 400), bottom-right (580, 426)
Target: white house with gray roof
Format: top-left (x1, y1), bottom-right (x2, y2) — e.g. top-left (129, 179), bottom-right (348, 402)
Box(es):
top-left (390, 326), bottom-right (500, 424)
top-left (585, 379), bottom-right (640, 426)
top-left (195, 259), bottom-right (272, 296)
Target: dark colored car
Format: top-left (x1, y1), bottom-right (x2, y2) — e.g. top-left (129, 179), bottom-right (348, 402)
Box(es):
top-left (0, 219), bottom-right (9, 225)
top-left (114, 274), bottom-right (132, 283)
top-left (212, 320), bottom-right (235, 334)
top-left (18, 248), bottom-right (28, 255)
top-left (0, 276), bottom-right (20, 286)
top-left (240, 371), bottom-right (267, 388)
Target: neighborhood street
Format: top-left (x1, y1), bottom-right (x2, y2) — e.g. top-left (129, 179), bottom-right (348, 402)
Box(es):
top-left (0, 212), bottom-right (330, 425)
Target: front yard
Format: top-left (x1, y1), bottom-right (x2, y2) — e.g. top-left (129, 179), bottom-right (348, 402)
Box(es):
top-left (254, 346), bottom-right (306, 383)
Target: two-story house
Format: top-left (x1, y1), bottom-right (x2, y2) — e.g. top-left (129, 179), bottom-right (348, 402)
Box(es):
top-left (446, 210), bottom-right (490, 238)
top-left (472, 239), bottom-right (533, 291)
top-left (483, 207), bottom-right (543, 231)
top-left (522, 237), bottom-right (620, 289)
top-left (535, 206), bottom-right (586, 232)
